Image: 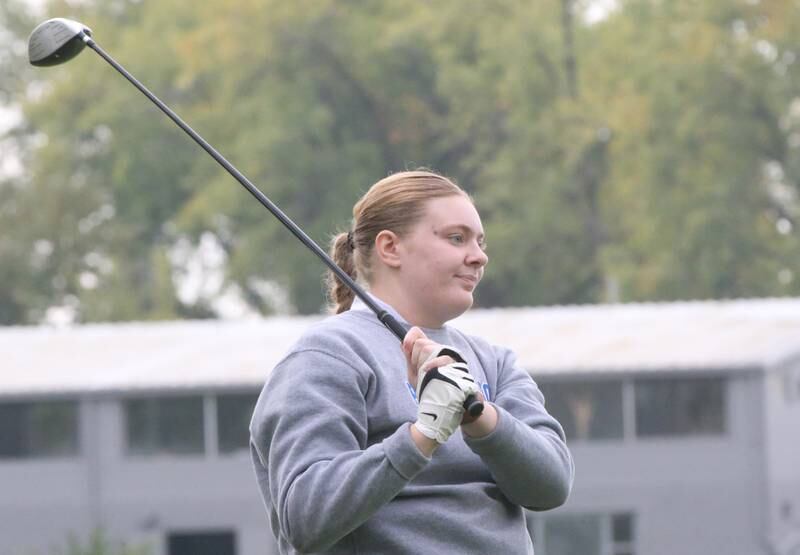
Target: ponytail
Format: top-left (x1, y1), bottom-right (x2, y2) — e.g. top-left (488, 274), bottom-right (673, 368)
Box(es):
top-left (326, 230), bottom-right (357, 313)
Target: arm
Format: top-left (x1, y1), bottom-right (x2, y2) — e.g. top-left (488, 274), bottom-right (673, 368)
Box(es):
top-left (461, 347), bottom-right (575, 511)
top-left (250, 348), bottom-right (430, 552)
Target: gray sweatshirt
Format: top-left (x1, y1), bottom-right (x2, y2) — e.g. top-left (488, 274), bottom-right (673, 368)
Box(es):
top-left (250, 297), bottom-right (574, 554)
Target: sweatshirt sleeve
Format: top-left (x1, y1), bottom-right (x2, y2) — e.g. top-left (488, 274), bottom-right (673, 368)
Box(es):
top-left (462, 346), bottom-right (575, 511)
top-left (250, 348), bottom-right (430, 553)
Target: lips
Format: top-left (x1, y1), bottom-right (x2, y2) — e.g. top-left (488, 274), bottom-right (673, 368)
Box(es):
top-left (455, 274), bottom-right (479, 286)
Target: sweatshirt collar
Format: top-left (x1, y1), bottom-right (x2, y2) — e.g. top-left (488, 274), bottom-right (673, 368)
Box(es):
top-left (350, 291), bottom-right (404, 321)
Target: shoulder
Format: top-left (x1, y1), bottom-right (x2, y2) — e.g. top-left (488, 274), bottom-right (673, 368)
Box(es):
top-left (446, 325), bottom-right (514, 365)
top-left (291, 309), bottom-right (385, 352)
top-left (274, 309), bottom-right (395, 376)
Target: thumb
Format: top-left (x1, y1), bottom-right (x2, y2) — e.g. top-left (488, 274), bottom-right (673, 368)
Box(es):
top-left (402, 326), bottom-right (423, 357)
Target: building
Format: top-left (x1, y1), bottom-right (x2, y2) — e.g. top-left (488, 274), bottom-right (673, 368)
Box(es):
top-left (1, 298), bottom-right (799, 555)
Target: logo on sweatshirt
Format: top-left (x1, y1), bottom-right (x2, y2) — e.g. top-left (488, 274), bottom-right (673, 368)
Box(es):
top-left (406, 381), bottom-right (418, 402)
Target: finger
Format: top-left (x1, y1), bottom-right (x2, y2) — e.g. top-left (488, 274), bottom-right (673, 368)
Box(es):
top-left (402, 327), bottom-right (425, 359)
top-left (411, 339), bottom-right (437, 371)
top-left (404, 329), bottom-right (428, 383)
top-left (409, 341), bottom-right (435, 387)
top-left (410, 338), bottom-right (424, 368)
top-left (420, 355), bottom-right (456, 373)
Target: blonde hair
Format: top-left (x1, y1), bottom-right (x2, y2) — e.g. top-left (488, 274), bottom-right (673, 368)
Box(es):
top-left (326, 170), bottom-right (468, 313)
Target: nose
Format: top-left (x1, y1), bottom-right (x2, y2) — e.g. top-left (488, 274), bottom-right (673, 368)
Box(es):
top-left (467, 240), bottom-right (488, 268)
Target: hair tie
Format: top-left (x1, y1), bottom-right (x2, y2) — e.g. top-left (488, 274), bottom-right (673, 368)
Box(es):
top-left (346, 230), bottom-right (355, 251)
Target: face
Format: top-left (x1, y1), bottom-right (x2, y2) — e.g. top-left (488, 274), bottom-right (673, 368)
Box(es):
top-left (396, 195), bottom-right (489, 326)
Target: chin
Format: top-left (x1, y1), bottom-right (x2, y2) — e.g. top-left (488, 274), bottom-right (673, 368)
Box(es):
top-left (443, 292), bottom-right (474, 321)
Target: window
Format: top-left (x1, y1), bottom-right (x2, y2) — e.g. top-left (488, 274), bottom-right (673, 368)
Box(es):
top-left (634, 377), bottom-right (725, 437)
top-left (125, 396), bottom-right (204, 455)
top-left (538, 380), bottom-right (624, 440)
top-left (168, 530), bottom-right (236, 555)
top-left (0, 400), bottom-right (79, 459)
top-left (612, 513), bottom-right (635, 555)
top-left (217, 392), bottom-right (259, 454)
top-left (529, 512), bottom-right (635, 555)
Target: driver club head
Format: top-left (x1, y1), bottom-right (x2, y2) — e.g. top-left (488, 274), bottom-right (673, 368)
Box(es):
top-left (28, 18), bottom-right (92, 67)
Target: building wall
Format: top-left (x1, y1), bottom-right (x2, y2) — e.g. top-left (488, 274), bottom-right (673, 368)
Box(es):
top-left (763, 357), bottom-right (800, 554)
top-left (538, 374), bottom-right (767, 555)
top-left (0, 372), bottom-right (780, 555)
top-left (0, 396), bottom-right (278, 555)
top-left (0, 458), bottom-right (93, 553)
top-left (91, 397), bottom-right (278, 555)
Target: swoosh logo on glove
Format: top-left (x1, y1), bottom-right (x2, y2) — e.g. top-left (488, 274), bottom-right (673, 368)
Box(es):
top-left (421, 411), bottom-right (438, 421)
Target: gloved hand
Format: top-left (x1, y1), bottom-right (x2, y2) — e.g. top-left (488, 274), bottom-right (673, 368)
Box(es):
top-left (414, 346), bottom-right (480, 444)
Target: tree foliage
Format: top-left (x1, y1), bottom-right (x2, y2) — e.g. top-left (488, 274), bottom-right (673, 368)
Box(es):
top-left (1, 0), bottom-right (799, 324)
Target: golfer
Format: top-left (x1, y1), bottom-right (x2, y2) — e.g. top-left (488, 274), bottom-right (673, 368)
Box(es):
top-left (250, 170), bottom-right (574, 554)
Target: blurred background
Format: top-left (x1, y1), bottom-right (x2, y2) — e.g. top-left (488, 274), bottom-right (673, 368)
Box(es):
top-left (2, 0), bottom-right (799, 323)
top-left (1, 0), bottom-right (799, 554)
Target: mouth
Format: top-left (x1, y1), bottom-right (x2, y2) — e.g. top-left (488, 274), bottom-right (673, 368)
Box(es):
top-left (455, 274), bottom-right (479, 288)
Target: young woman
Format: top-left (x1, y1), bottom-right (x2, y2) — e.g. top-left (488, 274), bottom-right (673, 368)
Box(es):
top-left (250, 170), bottom-right (574, 554)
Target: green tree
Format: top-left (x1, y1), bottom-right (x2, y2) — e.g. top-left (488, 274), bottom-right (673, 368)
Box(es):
top-left (2, 0), bottom-right (799, 325)
top-left (586, 0), bottom-right (800, 300)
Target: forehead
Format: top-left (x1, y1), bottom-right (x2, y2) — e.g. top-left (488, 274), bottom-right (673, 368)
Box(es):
top-left (420, 195), bottom-right (484, 232)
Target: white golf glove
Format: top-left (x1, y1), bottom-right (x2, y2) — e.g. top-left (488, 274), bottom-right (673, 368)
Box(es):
top-left (414, 347), bottom-right (480, 444)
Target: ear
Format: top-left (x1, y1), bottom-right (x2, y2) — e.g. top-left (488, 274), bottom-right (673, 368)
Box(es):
top-left (374, 230), bottom-right (403, 269)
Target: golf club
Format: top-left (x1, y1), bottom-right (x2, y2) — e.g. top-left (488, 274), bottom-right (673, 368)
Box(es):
top-left (28, 18), bottom-right (484, 417)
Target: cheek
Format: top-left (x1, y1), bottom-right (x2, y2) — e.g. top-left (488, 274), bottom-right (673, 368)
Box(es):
top-left (410, 261), bottom-right (449, 294)
top-left (406, 244), bottom-right (460, 287)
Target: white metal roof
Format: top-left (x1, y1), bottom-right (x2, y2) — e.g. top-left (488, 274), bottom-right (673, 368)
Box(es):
top-left (1, 298), bottom-right (799, 397)
top-left (454, 297), bottom-right (800, 375)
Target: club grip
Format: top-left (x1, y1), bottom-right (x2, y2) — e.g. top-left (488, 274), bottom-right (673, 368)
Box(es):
top-left (379, 312), bottom-right (408, 341)
top-left (463, 394), bottom-right (484, 417)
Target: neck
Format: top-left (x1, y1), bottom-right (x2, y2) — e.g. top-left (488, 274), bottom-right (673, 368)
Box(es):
top-left (369, 281), bottom-right (445, 329)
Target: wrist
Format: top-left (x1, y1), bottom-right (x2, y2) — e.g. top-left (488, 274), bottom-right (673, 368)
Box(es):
top-left (410, 423), bottom-right (438, 457)
top-left (461, 403), bottom-right (498, 438)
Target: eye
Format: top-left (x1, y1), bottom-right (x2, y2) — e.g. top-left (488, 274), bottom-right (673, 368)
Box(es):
top-left (478, 239), bottom-right (488, 252)
top-left (448, 234), bottom-right (465, 245)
